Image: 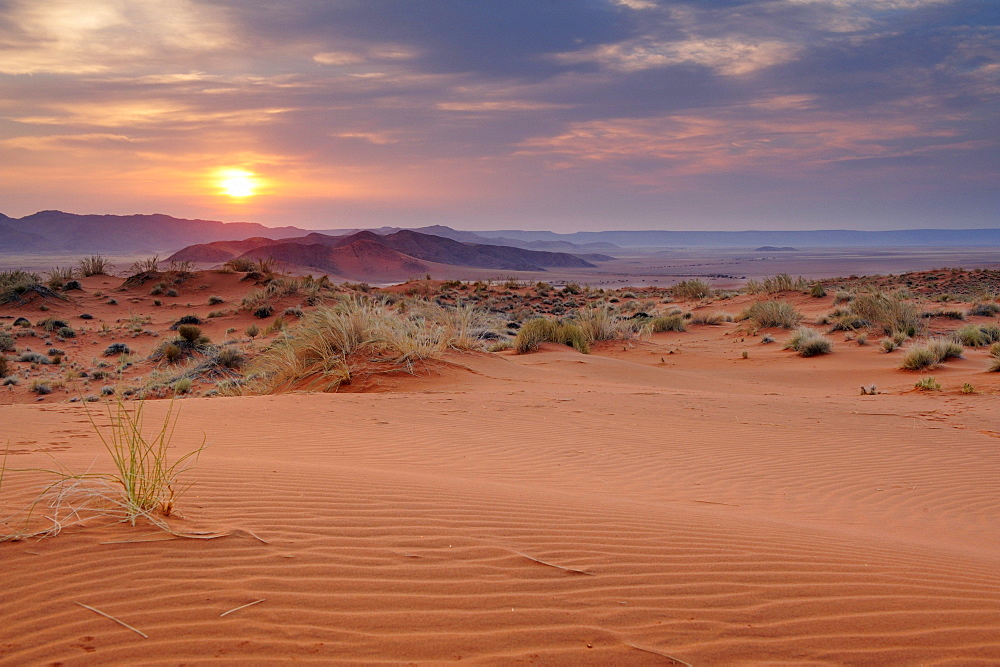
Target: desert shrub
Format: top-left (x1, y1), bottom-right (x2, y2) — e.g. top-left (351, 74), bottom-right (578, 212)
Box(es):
top-left (690, 312), bottom-right (732, 325)
top-left (914, 376), bottom-right (941, 391)
top-left (284, 306), bottom-right (304, 318)
top-left (562, 283), bottom-right (582, 295)
top-left (762, 273), bottom-right (807, 293)
top-left (214, 347), bottom-right (246, 369)
top-left (208, 295), bottom-right (224, 305)
top-left (223, 257), bottom-right (257, 272)
top-left (740, 300), bottom-right (802, 329)
top-left (671, 279), bottom-right (710, 300)
top-left (30, 380), bottom-right (52, 395)
top-left (173, 377), bottom-right (192, 394)
top-left (968, 302), bottom-right (1000, 317)
top-left (953, 324), bottom-right (1000, 347)
top-left (0, 355), bottom-right (9, 378)
top-left (17, 351), bottom-right (49, 364)
top-left (900, 338), bottom-right (961, 370)
top-left (784, 327), bottom-right (832, 357)
top-left (57, 326), bottom-right (75, 338)
top-left (574, 306), bottom-right (636, 342)
top-left (880, 337), bottom-right (898, 353)
top-left (0, 333), bottom-right (14, 352)
top-left (514, 318), bottom-right (589, 353)
top-left (515, 318), bottom-right (561, 353)
top-left (988, 343), bottom-right (1000, 372)
top-left (849, 291), bottom-right (922, 336)
top-left (177, 325), bottom-right (205, 343)
top-left (78, 254), bottom-right (112, 277)
top-left (164, 289), bottom-right (179, 297)
top-left (162, 343), bottom-right (183, 363)
top-left (249, 298), bottom-right (450, 392)
top-left (962, 383), bottom-right (976, 394)
top-left (172, 315), bottom-right (202, 328)
top-left (809, 283), bottom-right (826, 298)
top-left (104, 343), bottom-right (131, 357)
top-left (646, 314), bottom-right (686, 333)
top-left (45, 266), bottom-right (76, 290)
top-left (924, 308), bottom-right (966, 320)
top-left (254, 305), bottom-right (274, 319)
top-left (207, 310), bottom-right (225, 318)
top-left (38, 317), bottom-right (69, 332)
top-left (130, 256), bottom-right (160, 274)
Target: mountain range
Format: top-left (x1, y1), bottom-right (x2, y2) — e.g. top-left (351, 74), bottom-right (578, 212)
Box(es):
top-left (168, 229), bottom-right (602, 280)
top-left (2, 210), bottom-right (998, 255)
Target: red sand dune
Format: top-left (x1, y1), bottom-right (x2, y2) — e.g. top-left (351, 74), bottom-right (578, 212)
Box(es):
top-left (1, 274), bottom-right (999, 663)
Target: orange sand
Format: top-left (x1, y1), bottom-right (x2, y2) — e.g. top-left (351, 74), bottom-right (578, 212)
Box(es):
top-left (2, 274), bottom-right (1000, 663)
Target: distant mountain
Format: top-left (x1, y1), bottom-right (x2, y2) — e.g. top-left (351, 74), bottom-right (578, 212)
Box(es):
top-left (483, 228), bottom-right (1000, 248)
top-left (168, 229), bottom-right (596, 278)
top-left (0, 210), bottom-right (306, 253)
top-left (755, 246), bottom-right (799, 252)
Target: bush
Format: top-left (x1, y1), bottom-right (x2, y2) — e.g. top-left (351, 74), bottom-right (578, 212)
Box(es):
top-left (18, 351), bottom-right (49, 364)
top-left (784, 327), bottom-right (832, 357)
top-left (253, 305), bottom-right (274, 319)
top-left (0, 355), bottom-right (9, 378)
top-left (174, 377), bottom-right (192, 394)
top-left (671, 279), bottom-right (711, 300)
top-left (740, 300), bottom-right (802, 329)
top-left (208, 295), bottom-right (224, 305)
top-left (968, 302), bottom-right (1000, 317)
top-left (900, 338), bottom-right (962, 370)
top-left (162, 343), bottom-right (183, 363)
top-left (849, 291), bottom-right (922, 336)
top-left (988, 342), bottom-right (1000, 372)
top-left (177, 324), bottom-right (204, 343)
top-left (914, 376), bottom-right (941, 391)
top-left (514, 318), bottom-right (590, 354)
top-left (78, 254), bottom-right (113, 277)
top-left (0, 333), bottom-right (14, 352)
top-left (809, 283), bottom-right (826, 298)
top-left (104, 343), bottom-right (131, 356)
top-left (57, 326), bottom-right (76, 338)
top-left (647, 314), bottom-right (686, 333)
top-left (214, 347), bottom-right (246, 369)
top-left (953, 324), bottom-right (1000, 347)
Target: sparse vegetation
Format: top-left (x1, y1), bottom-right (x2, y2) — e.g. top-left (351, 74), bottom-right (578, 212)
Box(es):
top-left (671, 279), bottom-right (711, 300)
top-left (784, 327), bottom-right (832, 357)
top-left (900, 338), bottom-right (963, 371)
top-left (78, 254), bottom-right (113, 277)
top-left (739, 300), bottom-right (802, 329)
top-left (914, 376), bottom-right (941, 391)
top-left (952, 324), bottom-right (1000, 347)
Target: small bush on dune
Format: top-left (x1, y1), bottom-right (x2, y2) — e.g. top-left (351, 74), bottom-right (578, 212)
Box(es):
top-left (0, 355), bottom-right (10, 378)
top-left (968, 302), bottom-right (1000, 317)
top-left (914, 376), bottom-right (941, 391)
top-left (574, 306), bottom-right (635, 342)
top-left (849, 291), bottom-right (922, 337)
top-left (988, 343), bottom-right (1000, 372)
top-left (809, 283), bottom-right (826, 298)
top-left (740, 300), bottom-right (802, 329)
top-left (671, 279), bottom-right (711, 300)
top-left (953, 324), bottom-right (1000, 347)
top-left (514, 318), bottom-right (590, 354)
top-left (784, 327), bottom-right (832, 357)
top-left (646, 314), bottom-right (686, 333)
top-left (78, 254), bottom-right (113, 277)
top-left (900, 338), bottom-right (963, 370)
top-left (690, 312), bottom-right (732, 325)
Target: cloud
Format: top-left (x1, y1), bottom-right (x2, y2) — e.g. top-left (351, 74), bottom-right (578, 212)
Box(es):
top-left (0, 0), bottom-right (234, 74)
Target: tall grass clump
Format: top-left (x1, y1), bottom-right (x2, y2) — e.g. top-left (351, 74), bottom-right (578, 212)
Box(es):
top-left (645, 314), bottom-right (686, 333)
top-left (250, 297), bottom-right (472, 393)
top-left (78, 254), bottom-right (113, 277)
top-left (574, 306), bottom-right (635, 342)
top-left (987, 343), bottom-right (1000, 372)
top-left (1, 399), bottom-right (205, 541)
top-left (739, 300), bottom-right (802, 329)
top-left (849, 291), bottom-right (922, 337)
top-left (745, 273), bottom-right (808, 294)
top-left (900, 338), bottom-right (964, 370)
top-left (670, 279), bottom-right (711, 300)
top-left (953, 324), bottom-right (1000, 347)
top-left (784, 327), bottom-right (832, 357)
top-left (514, 318), bottom-right (589, 354)
top-left (968, 302), bottom-right (1000, 317)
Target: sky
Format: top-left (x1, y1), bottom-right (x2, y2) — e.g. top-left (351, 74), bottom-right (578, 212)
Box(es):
top-left (0, 0), bottom-right (997, 232)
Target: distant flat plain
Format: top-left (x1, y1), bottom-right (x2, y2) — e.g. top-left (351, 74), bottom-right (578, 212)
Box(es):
top-left (2, 245), bottom-right (999, 287)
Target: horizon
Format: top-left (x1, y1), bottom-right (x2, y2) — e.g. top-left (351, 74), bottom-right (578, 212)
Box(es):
top-left (0, 1), bottom-right (997, 232)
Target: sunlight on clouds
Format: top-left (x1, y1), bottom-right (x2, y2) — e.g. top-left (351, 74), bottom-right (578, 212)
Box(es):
top-left (517, 100), bottom-right (981, 185)
top-left (557, 37), bottom-right (800, 75)
top-left (612, 0), bottom-right (658, 9)
top-left (8, 101), bottom-right (290, 128)
top-left (0, 0), bottom-right (233, 74)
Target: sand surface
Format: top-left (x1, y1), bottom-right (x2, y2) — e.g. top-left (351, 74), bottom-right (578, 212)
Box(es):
top-left (3, 317), bottom-right (999, 663)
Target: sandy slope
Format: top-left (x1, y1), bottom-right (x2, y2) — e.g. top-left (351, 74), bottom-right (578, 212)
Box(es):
top-left (2, 334), bottom-right (999, 664)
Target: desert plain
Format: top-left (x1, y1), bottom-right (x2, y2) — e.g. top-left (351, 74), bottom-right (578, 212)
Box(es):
top-left (1, 249), bottom-right (999, 664)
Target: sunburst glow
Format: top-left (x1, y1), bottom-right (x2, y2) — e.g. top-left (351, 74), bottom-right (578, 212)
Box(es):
top-left (218, 169), bottom-right (258, 198)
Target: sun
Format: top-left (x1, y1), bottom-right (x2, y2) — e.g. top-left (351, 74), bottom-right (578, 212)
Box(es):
top-left (217, 169), bottom-right (259, 198)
